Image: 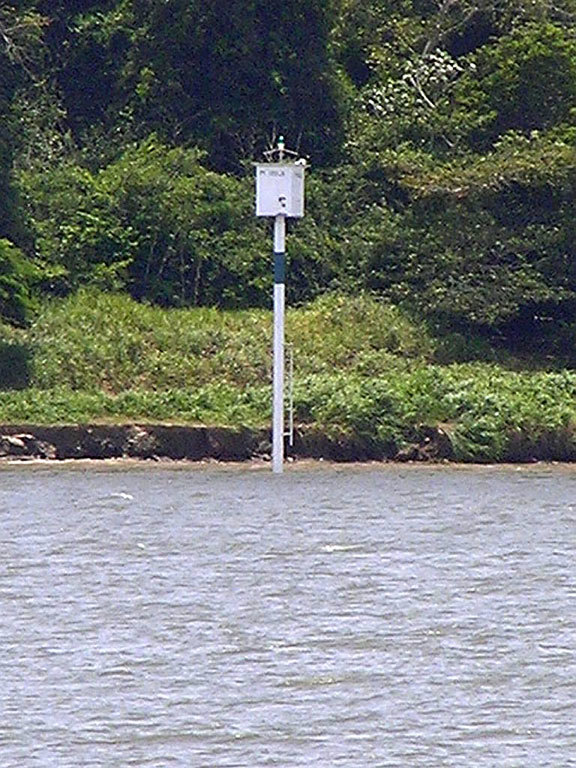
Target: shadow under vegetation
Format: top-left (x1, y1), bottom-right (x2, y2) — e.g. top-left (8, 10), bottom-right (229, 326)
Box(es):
top-left (0, 341), bottom-right (31, 390)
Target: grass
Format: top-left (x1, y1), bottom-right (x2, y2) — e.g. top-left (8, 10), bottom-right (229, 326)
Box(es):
top-left (1, 289), bottom-right (576, 461)
top-left (293, 365), bottom-right (576, 461)
top-left (20, 289), bottom-right (433, 392)
top-left (0, 385), bottom-right (268, 427)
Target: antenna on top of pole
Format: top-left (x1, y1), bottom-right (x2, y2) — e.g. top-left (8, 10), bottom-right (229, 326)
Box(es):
top-left (262, 135), bottom-right (299, 164)
top-left (255, 137), bottom-right (306, 473)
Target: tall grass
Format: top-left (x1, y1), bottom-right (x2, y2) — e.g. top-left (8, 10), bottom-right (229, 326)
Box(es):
top-left (1, 290), bottom-right (576, 461)
top-left (25, 289), bottom-right (433, 391)
top-left (0, 385), bottom-right (268, 426)
top-left (293, 365), bottom-right (576, 461)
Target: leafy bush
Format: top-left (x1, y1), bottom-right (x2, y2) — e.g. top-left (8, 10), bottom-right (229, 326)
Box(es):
top-left (463, 23), bottom-right (576, 145)
top-left (1, 289), bottom-right (576, 461)
top-left (97, 139), bottom-right (268, 306)
top-left (25, 289), bottom-right (434, 392)
top-left (0, 385), bottom-right (267, 426)
top-left (293, 363), bottom-right (576, 462)
top-left (0, 238), bottom-right (36, 325)
top-left (17, 163), bottom-right (134, 292)
top-left (17, 138), bottom-right (269, 306)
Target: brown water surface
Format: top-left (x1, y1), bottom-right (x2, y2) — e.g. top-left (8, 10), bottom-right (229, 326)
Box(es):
top-left (1, 464), bottom-right (575, 766)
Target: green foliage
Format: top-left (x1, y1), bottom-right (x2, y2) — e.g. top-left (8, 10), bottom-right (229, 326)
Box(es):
top-left (398, 133), bottom-right (576, 195)
top-left (333, 16), bottom-right (576, 342)
top-left (291, 363), bottom-right (576, 462)
top-left (41, 0), bottom-right (345, 169)
top-left (343, 16), bottom-right (576, 157)
top-left (0, 239), bottom-right (36, 325)
top-left (97, 139), bottom-right (267, 306)
top-left (27, 289), bottom-right (271, 391)
top-left (392, 135), bottom-right (576, 332)
top-left (0, 339), bottom-right (31, 389)
top-left (322, 129), bottom-right (576, 336)
top-left (0, 289), bottom-right (575, 463)
top-left (0, 6), bottom-right (48, 240)
top-left (17, 139), bottom-right (269, 304)
top-left (4, 0), bottom-right (576, 362)
top-left (0, 319), bottom-right (31, 389)
top-left (17, 162), bottom-right (133, 291)
top-left (25, 289), bottom-right (433, 392)
top-left (289, 293), bottom-right (434, 371)
top-left (0, 385), bottom-right (267, 426)
top-left (461, 23), bottom-right (576, 145)
top-left (0, 40), bottom-right (19, 241)
top-left (349, 50), bottom-right (479, 155)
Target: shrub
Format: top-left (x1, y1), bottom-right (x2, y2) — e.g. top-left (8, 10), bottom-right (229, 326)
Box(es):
top-left (0, 238), bottom-right (36, 325)
top-left (17, 139), bottom-right (269, 306)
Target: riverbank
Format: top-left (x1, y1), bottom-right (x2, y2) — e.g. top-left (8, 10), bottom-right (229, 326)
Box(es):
top-left (2, 421), bottom-right (575, 463)
top-left (3, 291), bottom-right (576, 463)
top-left (0, 423), bottom-right (445, 462)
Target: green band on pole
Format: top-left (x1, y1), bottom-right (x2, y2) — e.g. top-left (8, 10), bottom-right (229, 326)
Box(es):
top-left (274, 251), bottom-right (285, 283)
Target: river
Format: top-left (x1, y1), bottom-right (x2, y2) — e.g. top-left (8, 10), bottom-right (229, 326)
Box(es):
top-left (1, 462), bottom-right (575, 766)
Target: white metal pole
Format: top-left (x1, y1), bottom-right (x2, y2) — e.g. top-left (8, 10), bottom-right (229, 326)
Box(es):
top-left (273, 214), bottom-right (286, 473)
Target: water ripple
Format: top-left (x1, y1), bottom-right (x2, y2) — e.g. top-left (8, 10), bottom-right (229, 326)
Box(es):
top-left (1, 464), bottom-right (576, 766)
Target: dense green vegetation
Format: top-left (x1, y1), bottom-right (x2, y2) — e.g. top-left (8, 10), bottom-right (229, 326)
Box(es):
top-left (1, 291), bottom-right (576, 461)
top-left (1, 1), bottom-right (576, 458)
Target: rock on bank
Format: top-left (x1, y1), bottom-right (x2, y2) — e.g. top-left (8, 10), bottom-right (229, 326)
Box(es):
top-left (0, 425), bottom-right (265, 461)
top-left (0, 423), bottom-right (454, 462)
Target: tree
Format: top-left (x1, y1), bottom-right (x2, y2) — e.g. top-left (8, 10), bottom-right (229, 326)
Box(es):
top-left (329, 133), bottom-right (576, 343)
top-left (461, 23), bottom-right (576, 146)
top-left (34, 0), bottom-right (346, 170)
top-left (0, 6), bottom-right (46, 240)
top-left (17, 138), bottom-right (271, 307)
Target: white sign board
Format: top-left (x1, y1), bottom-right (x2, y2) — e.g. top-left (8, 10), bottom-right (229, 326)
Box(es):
top-left (255, 163), bottom-right (305, 218)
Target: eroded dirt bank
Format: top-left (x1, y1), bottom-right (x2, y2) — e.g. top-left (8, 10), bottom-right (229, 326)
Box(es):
top-left (0, 423), bottom-right (457, 462)
top-left (3, 422), bottom-right (573, 463)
